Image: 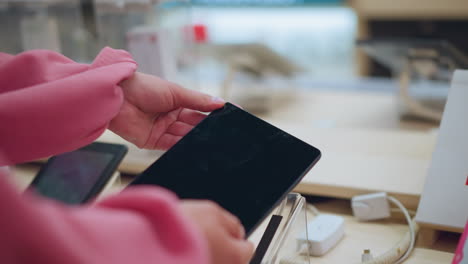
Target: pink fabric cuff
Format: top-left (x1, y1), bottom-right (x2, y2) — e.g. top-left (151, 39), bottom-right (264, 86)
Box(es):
top-left (0, 47), bottom-right (137, 165)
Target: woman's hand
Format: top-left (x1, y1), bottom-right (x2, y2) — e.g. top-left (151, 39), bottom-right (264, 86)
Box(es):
top-left (181, 200), bottom-right (255, 264)
top-left (111, 72), bottom-right (225, 150)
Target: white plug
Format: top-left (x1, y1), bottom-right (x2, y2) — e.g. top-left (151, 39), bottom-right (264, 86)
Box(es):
top-left (297, 214), bottom-right (345, 256)
top-left (351, 192), bottom-right (391, 221)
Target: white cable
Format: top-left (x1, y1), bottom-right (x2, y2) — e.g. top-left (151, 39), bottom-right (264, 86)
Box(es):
top-left (387, 196), bottom-right (416, 264)
top-left (390, 208), bottom-right (416, 216)
top-left (361, 196), bottom-right (419, 264)
top-left (361, 220), bottom-right (419, 264)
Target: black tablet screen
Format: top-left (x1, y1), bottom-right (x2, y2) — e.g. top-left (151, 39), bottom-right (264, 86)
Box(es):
top-left (130, 103), bottom-right (321, 236)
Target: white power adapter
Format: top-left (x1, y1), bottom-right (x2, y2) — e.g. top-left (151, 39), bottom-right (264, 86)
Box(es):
top-left (297, 214), bottom-right (345, 256)
top-left (351, 192), bottom-right (391, 221)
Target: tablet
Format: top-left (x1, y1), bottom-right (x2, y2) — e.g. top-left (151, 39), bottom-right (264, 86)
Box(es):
top-left (129, 103), bottom-right (321, 236)
top-left (29, 142), bottom-right (128, 204)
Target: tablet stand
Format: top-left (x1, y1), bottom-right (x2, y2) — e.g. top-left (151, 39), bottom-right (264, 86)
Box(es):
top-left (250, 193), bottom-right (311, 264)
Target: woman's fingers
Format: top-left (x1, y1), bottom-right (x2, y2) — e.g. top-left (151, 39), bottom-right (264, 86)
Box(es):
top-left (170, 83), bottom-right (225, 112)
top-left (178, 109), bottom-right (207, 126)
top-left (230, 239), bottom-right (255, 264)
top-left (115, 72), bottom-right (226, 150)
top-left (166, 121), bottom-right (194, 136)
top-left (218, 208), bottom-right (246, 239)
top-left (153, 134), bottom-right (182, 150)
top-left (121, 72), bottom-right (224, 113)
top-left (109, 100), bottom-right (154, 148)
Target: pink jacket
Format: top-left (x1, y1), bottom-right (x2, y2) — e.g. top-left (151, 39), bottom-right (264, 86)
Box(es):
top-left (0, 48), bottom-right (208, 264)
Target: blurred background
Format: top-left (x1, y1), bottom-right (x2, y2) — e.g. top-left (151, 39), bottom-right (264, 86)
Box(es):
top-left (5, 2), bottom-right (468, 255)
top-left (1, 0), bottom-right (468, 123)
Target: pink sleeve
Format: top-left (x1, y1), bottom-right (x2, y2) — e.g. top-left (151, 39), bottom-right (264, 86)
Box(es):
top-left (0, 173), bottom-right (208, 264)
top-left (0, 49), bottom-right (210, 264)
top-left (0, 47), bottom-right (136, 165)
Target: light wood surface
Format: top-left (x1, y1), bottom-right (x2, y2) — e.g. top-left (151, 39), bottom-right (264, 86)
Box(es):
top-left (285, 127), bottom-right (435, 210)
top-left (10, 164), bottom-right (37, 189)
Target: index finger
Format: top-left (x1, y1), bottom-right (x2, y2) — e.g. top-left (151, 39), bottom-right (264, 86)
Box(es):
top-left (170, 83), bottom-right (225, 112)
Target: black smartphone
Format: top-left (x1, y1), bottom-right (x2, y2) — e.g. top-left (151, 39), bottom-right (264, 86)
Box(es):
top-left (29, 142), bottom-right (128, 204)
top-left (129, 103), bottom-right (321, 237)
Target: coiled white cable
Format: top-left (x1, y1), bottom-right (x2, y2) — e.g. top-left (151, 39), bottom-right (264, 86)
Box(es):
top-left (361, 196), bottom-right (418, 264)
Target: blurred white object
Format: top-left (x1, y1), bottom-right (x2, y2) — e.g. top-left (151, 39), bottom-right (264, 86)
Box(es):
top-left (416, 70), bottom-right (468, 232)
top-left (297, 214), bottom-right (345, 256)
top-left (198, 43), bottom-right (301, 114)
top-left (398, 63), bottom-right (449, 122)
top-left (21, 13), bottom-right (61, 52)
top-left (352, 192), bottom-right (390, 221)
top-left (192, 7), bottom-right (357, 78)
top-left (127, 26), bottom-right (177, 80)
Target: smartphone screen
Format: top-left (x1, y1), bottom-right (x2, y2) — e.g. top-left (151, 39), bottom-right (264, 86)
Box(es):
top-left (130, 103), bottom-right (321, 236)
top-left (30, 142), bottom-right (127, 204)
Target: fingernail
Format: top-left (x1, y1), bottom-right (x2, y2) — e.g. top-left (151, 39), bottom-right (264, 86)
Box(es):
top-left (211, 96), bottom-right (225, 104)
